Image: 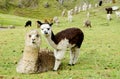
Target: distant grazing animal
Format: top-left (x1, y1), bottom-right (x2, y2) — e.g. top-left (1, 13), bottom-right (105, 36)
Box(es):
top-left (53, 16), bottom-right (59, 26)
top-left (61, 9), bottom-right (66, 17)
top-left (112, 6), bottom-right (119, 11)
top-left (88, 4), bottom-right (92, 9)
top-left (68, 15), bottom-right (73, 22)
top-left (68, 10), bottom-right (73, 22)
top-left (84, 19), bottom-right (92, 28)
top-left (37, 21), bottom-right (84, 71)
top-left (105, 7), bottom-right (113, 14)
top-left (16, 30), bottom-right (55, 74)
top-left (25, 20), bottom-right (32, 27)
top-left (78, 6), bottom-right (81, 12)
top-left (87, 12), bottom-right (90, 18)
top-left (44, 2), bottom-right (49, 8)
top-left (82, 3), bottom-right (87, 11)
top-left (44, 18), bottom-right (53, 24)
top-left (95, 3), bottom-right (98, 8)
top-left (74, 6), bottom-right (79, 14)
top-left (70, 9), bottom-right (74, 15)
top-left (99, 0), bottom-right (103, 6)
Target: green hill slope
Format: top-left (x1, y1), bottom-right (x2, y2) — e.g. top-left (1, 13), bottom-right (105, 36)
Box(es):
top-left (0, 0), bottom-right (83, 19)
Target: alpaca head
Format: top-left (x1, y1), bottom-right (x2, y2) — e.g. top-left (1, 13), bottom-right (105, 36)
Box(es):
top-left (25, 30), bottom-right (41, 47)
top-left (36, 20), bottom-right (53, 37)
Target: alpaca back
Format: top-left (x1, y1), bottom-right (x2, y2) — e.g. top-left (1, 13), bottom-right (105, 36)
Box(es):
top-left (37, 49), bottom-right (55, 72)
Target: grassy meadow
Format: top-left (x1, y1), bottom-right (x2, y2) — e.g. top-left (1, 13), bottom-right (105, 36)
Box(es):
top-left (0, 2), bottom-right (120, 79)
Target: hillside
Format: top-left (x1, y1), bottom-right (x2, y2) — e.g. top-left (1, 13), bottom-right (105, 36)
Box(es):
top-left (0, 0), bottom-right (84, 19)
top-left (0, 0), bottom-right (119, 26)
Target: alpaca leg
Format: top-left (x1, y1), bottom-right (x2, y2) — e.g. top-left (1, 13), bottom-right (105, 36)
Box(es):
top-left (53, 59), bottom-right (61, 71)
top-left (53, 49), bottom-right (65, 71)
top-left (69, 48), bottom-right (75, 65)
top-left (72, 48), bottom-right (80, 65)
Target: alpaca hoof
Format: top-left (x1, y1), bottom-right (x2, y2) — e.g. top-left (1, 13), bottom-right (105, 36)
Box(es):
top-left (53, 69), bottom-right (57, 71)
top-left (68, 64), bottom-right (75, 66)
top-left (68, 64), bottom-right (72, 66)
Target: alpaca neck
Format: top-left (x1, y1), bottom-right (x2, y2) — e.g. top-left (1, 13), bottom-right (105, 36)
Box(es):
top-left (23, 46), bottom-right (39, 61)
top-left (46, 31), bottom-right (57, 49)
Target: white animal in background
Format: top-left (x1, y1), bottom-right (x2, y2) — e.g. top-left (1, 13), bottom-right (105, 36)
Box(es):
top-left (112, 6), bottom-right (119, 11)
top-left (105, 0), bottom-right (112, 3)
top-left (37, 21), bottom-right (84, 71)
top-left (61, 9), bottom-right (66, 17)
top-left (87, 12), bottom-right (90, 18)
top-left (115, 11), bottom-right (120, 18)
top-left (95, 3), bottom-right (98, 8)
top-left (68, 15), bottom-right (73, 22)
top-left (53, 16), bottom-right (59, 26)
top-left (74, 6), bottom-right (79, 14)
top-left (107, 14), bottom-right (112, 20)
top-left (78, 6), bottom-right (81, 12)
top-left (88, 4), bottom-right (92, 9)
top-left (70, 9), bottom-right (74, 15)
top-left (68, 10), bottom-right (73, 22)
top-left (82, 3), bottom-right (88, 11)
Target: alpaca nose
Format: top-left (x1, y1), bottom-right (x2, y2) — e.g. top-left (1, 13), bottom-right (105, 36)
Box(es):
top-left (32, 39), bottom-right (35, 43)
top-left (32, 39), bottom-right (35, 41)
top-left (44, 31), bottom-right (48, 34)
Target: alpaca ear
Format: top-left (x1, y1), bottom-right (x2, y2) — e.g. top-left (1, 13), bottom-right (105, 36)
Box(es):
top-left (36, 21), bottom-right (43, 26)
top-left (49, 23), bottom-right (53, 26)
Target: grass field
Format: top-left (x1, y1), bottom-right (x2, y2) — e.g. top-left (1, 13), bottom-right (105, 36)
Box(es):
top-left (0, 2), bottom-right (120, 79)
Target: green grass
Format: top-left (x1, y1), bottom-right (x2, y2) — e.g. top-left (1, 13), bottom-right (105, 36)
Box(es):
top-left (0, 2), bottom-right (120, 79)
top-left (0, 13), bottom-right (38, 27)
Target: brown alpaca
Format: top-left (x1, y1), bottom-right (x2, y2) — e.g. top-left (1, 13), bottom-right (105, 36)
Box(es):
top-left (16, 30), bottom-right (55, 74)
top-left (84, 19), bottom-right (92, 28)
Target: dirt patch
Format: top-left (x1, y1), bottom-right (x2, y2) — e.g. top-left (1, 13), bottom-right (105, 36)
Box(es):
top-left (0, 26), bottom-right (15, 30)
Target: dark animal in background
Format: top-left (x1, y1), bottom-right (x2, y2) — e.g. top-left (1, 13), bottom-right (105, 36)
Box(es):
top-left (25, 20), bottom-right (32, 27)
top-left (99, 0), bottom-right (103, 6)
top-left (44, 2), bottom-right (49, 8)
top-left (105, 7), bottom-right (113, 14)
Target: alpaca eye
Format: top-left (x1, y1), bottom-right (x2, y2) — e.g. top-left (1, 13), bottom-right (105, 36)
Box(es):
top-left (29, 35), bottom-right (31, 38)
top-left (36, 34), bottom-right (39, 37)
top-left (47, 28), bottom-right (50, 30)
top-left (41, 29), bottom-right (43, 30)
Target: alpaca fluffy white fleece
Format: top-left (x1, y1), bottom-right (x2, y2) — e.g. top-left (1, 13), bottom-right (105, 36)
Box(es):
top-left (16, 30), bottom-right (41, 73)
top-left (16, 30), bottom-right (55, 74)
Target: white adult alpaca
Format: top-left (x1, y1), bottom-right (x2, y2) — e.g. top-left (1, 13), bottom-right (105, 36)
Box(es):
top-left (37, 21), bottom-right (84, 71)
top-left (68, 10), bottom-right (73, 22)
top-left (16, 30), bottom-right (55, 73)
